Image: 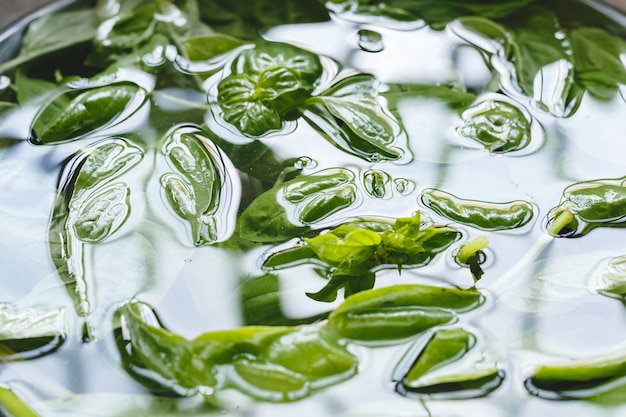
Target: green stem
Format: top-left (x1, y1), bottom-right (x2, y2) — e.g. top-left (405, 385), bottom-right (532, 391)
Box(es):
top-left (457, 236), bottom-right (489, 264)
top-left (0, 386), bottom-right (41, 417)
top-left (548, 209), bottom-right (574, 236)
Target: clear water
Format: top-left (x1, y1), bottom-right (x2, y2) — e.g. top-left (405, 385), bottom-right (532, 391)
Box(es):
top-left (1, 1), bottom-right (626, 416)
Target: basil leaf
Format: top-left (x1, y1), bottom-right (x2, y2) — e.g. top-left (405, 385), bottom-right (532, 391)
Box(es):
top-left (305, 74), bottom-right (403, 162)
top-left (232, 42), bottom-right (323, 87)
top-left (182, 34), bottom-right (246, 61)
top-left (457, 9), bottom-right (580, 117)
top-left (570, 27), bottom-right (626, 100)
top-left (239, 168), bottom-right (358, 243)
top-left (217, 42), bottom-right (322, 136)
top-left (160, 126), bottom-right (240, 246)
top-left (421, 188), bottom-right (535, 231)
top-left (49, 139), bottom-right (143, 317)
top-left (196, 0), bottom-right (330, 39)
top-left (116, 301), bottom-right (357, 400)
top-left (458, 99), bottom-right (532, 153)
top-left (0, 9), bottom-right (98, 73)
top-left (384, 83), bottom-right (477, 115)
top-left (14, 72), bottom-right (58, 106)
top-left (88, 0), bottom-right (212, 67)
top-left (241, 274), bottom-right (328, 326)
top-left (73, 184), bottom-right (131, 243)
top-left (402, 328), bottom-right (476, 385)
top-left (329, 0), bottom-right (536, 28)
top-left (0, 305), bottom-right (67, 362)
top-left (32, 84), bottom-right (147, 144)
top-left (526, 351), bottom-right (626, 401)
top-left (546, 177), bottom-right (626, 237)
top-left (327, 284), bottom-right (484, 341)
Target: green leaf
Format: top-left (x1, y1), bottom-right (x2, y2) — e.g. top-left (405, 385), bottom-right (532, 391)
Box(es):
top-left (421, 188), bottom-right (535, 231)
top-left (330, 0), bottom-right (536, 28)
top-left (458, 99), bottom-right (532, 153)
top-left (217, 41), bottom-right (322, 136)
top-left (73, 184), bottom-right (131, 243)
top-left (182, 34), bottom-right (247, 61)
top-left (196, 0), bottom-right (330, 39)
top-left (0, 305), bottom-right (67, 362)
top-left (0, 9), bottom-right (98, 74)
top-left (238, 168), bottom-right (358, 243)
top-left (232, 42), bottom-right (322, 87)
top-left (384, 83), bottom-right (477, 115)
top-left (527, 351), bottom-right (626, 401)
top-left (0, 385), bottom-right (41, 417)
top-left (569, 27), bottom-right (626, 100)
top-left (241, 274), bottom-right (329, 326)
top-left (403, 328), bottom-right (475, 385)
top-left (457, 9), bottom-right (580, 116)
top-left (33, 84), bottom-right (147, 144)
top-left (306, 228), bottom-right (382, 266)
top-left (160, 126), bottom-right (240, 246)
top-left (305, 74), bottom-right (403, 162)
top-left (546, 176), bottom-right (626, 237)
top-left (394, 327), bottom-right (504, 397)
top-left (48, 139), bottom-right (144, 316)
top-left (14, 72), bottom-right (58, 106)
top-left (116, 301), bottom-right (357, 401)
top-left (327, 284), bottom-right (483, 341)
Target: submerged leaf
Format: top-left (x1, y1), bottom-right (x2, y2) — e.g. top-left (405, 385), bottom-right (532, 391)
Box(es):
top-left (116, 301), bottom-right (357, 400)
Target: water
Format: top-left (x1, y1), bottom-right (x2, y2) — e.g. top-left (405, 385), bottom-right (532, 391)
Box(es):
top-left (1, 1), bottom-right (626, 416)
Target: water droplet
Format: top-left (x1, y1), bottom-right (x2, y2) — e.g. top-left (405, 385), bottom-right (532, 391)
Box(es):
top-left (357, 29), bottom-right (384, 53)
top-left (394, 178), bottom-right (415, 195)
top-left (0, 75), bottom-right (10, 90)
top-left (294, 156), bottom-right (317, 170)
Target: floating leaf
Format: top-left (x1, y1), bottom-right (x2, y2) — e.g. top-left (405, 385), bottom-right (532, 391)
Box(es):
top-left (0, 305), bottom-right (67, 362)
top-left (32, 84), bottom-right (147, 144)
top-left (421, 188), bottom-right (535, 231)
top-left (116, 301), bottom-right (357, 400)
top-left (327, 284), bottom-right (483, 342)
top-left (160, 126), bottom-right (240, 246)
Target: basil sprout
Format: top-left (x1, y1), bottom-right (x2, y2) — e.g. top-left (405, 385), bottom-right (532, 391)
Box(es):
top-left (421, 188), bottom-right (535, 231)
top-left (547, 177), bottom-right (626, 237)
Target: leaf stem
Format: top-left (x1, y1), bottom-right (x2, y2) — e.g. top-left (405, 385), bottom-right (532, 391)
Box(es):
top-left (0, 385), bottom-right (41, 417)
top-left (548, 209), bottom-right (574, 236)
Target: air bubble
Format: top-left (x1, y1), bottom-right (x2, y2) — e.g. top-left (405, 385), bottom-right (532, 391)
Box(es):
top-left (357, 29), bottom-right (384, 53)
top-left (394, 178), bottom-right (415, 195)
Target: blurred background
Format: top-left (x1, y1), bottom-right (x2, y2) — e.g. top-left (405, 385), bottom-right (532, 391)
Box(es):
top-left (0, 0), bottom-right (626, 32)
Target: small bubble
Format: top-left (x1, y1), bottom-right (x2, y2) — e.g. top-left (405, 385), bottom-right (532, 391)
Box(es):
top-left (357, 29), bottom-right (384, 53)
top-left (0, 75), bottom-right (10, 90)
top-left (394, 178), bottom-right (415, 195)
top-left (294, 156), bottom-right (317, 169)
